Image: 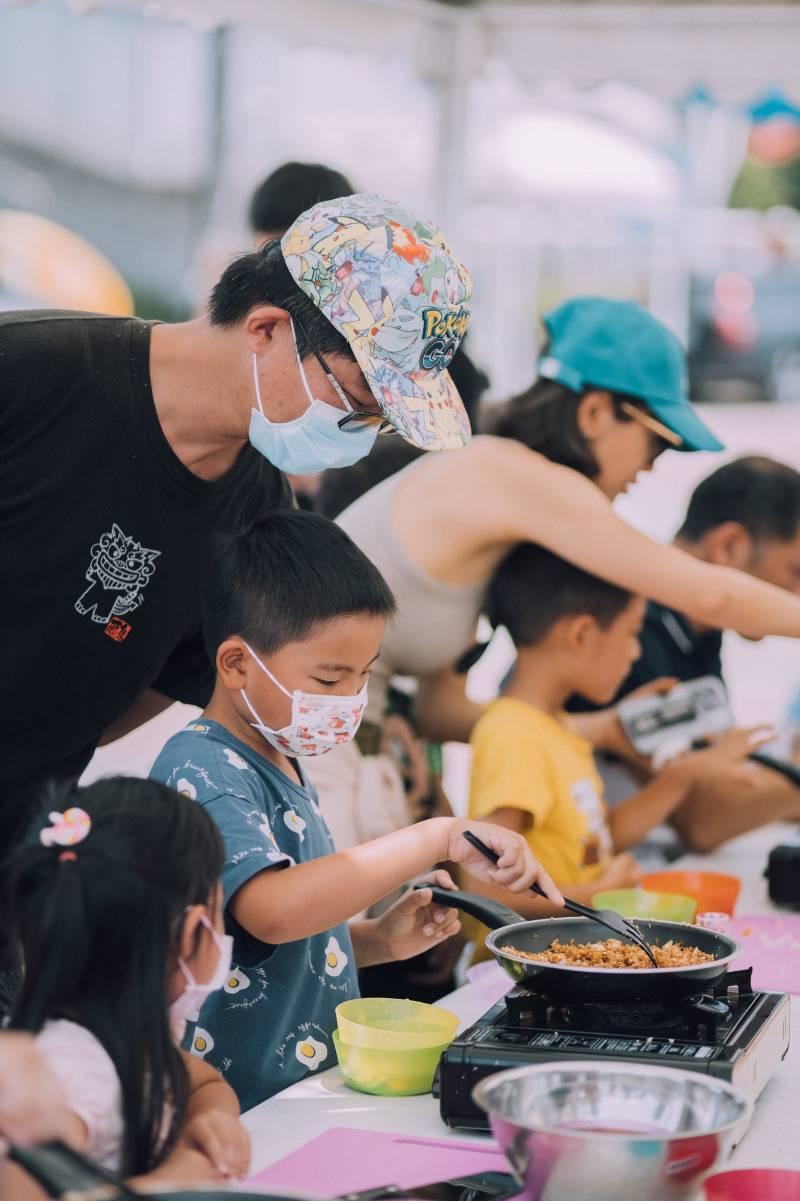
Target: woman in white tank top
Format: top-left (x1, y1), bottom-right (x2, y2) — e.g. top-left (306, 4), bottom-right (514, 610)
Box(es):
top-left (308, 298), bottom-right (800, 852)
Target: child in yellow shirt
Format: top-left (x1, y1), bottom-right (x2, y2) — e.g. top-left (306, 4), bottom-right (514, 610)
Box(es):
top-left (465, 543), bottom-right (766, 958)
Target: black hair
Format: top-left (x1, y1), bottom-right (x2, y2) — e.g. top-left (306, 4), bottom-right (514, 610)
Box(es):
top-left (248, 161), bottom-right (353, 237)
top-left (677, 456), bottom-right (800, 544)
top-left (203, 509), bottom-right (396, 663)
top-left (488, 543), bottom-right (633, 650)
top-left (5, 777), bottom-right (224, 1177)
top-left (487, 376), bottom-right (654, 479)
top-left (315, 340), bottom-right (490, 521)
top-left (448, 339), bottom-right (490, 431)
top-left (315, 441), bottom-right (423, 520)
top-left (208, 239), bottom-right (355, 363)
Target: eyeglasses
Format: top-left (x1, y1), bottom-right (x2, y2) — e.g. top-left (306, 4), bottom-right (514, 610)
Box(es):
top-left (619, 401), bottom-right (683, 450)
top-left (337, 409), bottom-right (396, 436)
top-left (291, 312), bottom-right (396, 436)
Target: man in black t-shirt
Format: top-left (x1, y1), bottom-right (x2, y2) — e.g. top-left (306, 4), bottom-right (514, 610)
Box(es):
top-left (0, 194), bottom-right (474, 848)
top-left (607, 456), bottom-right (800, 700)
top-left (573, 456), bottom-right (800, 852)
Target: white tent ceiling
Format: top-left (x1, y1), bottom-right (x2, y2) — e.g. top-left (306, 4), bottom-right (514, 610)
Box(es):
top-left (25, 0), bottom-right (799, 102)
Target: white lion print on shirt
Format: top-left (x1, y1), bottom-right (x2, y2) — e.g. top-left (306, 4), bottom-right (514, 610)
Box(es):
top-left (75, 523), bottom-right (160, 625)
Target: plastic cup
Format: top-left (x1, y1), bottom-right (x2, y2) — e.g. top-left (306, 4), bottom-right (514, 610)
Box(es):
top-left (641, 871), bottom-right (741, 917)
top-left (704, 1168), bottom-right (800, 1200)
top-left (696, 912), bottom-right (731, 932)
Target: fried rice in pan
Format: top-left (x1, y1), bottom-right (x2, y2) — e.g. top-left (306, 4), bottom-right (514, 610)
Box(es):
top-left (499, 938), bottom-right (715, 969)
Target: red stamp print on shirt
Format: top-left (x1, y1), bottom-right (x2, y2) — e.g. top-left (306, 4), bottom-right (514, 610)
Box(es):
top-left (104, 617), bottom-right (132, 642)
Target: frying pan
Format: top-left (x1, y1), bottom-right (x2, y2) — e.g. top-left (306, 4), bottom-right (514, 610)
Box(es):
top-left (4, 1138), bottom-right (306, 1201)
top-left (427, 887), bottom-right (741, 1004)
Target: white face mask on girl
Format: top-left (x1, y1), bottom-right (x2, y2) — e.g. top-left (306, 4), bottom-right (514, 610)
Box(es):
top-left (169, 913), bottom-right (233, 1030)
top-left (248, 319), bottom-right (379, 475)
top-left (240, 640), bottom-right (367, 757)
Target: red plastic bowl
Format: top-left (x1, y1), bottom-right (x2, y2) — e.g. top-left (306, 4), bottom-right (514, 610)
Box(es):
top-left (705, 1169), bottom-right (800, 1201)
top-left (641, 870), bottom-right (741, 917)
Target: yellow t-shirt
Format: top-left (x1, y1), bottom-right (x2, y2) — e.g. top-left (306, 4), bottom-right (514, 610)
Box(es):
top-left (464, 697), bottom-right (614, 960)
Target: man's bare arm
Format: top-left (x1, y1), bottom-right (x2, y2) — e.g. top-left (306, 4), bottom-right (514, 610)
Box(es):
top-left (98, 689), bottom-right (175, 745)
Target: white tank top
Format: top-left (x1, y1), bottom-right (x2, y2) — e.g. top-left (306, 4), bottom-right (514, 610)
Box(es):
top-left (337, 458), bottom-right (487, 724)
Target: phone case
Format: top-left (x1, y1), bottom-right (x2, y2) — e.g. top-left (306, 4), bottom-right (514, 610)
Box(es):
top-left (617, 676), bottom-right (732, 756)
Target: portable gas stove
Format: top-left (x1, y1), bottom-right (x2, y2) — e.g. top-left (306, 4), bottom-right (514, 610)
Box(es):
top-left (436, 968), bottom-right (790, 1129)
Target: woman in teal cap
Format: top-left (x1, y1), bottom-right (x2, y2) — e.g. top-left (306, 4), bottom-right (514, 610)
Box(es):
top-left (308, 297), bottom-right (800, 857)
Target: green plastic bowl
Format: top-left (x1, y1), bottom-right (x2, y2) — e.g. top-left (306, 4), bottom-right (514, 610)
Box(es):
top-left (336, 997), bottom-right (459, 1050)
top-left (333, 1029), bottom-right (449, 1096)
top-left (591, 887), bottom-right (698, 924)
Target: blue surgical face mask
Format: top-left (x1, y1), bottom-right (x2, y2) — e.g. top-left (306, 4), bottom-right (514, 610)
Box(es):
top-left (248, 320), bottom-right (379, 474)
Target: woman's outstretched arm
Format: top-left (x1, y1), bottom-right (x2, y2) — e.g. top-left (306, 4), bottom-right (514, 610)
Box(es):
top-left (402, 437), bottom-right (800, 641)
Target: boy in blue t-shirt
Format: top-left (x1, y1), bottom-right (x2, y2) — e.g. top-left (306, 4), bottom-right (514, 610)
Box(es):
top-left (151, 511), bottom-right (560, 1111)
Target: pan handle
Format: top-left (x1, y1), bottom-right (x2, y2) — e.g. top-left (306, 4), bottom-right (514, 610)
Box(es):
top-left (414, 885), bottom-right (522, 930)
top-left (749, 750), bottom-right (800, 788)
top-left (6, 1140), bottom-right (132, 1200)
top-left (694, 739), bottom-right (800, 789)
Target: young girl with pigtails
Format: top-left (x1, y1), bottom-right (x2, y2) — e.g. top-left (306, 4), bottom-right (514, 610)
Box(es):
top-left (3, 776), bottom-right (250, 1192)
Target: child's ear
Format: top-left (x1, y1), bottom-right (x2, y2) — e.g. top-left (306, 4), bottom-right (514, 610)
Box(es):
top-left (564, 613), bottom-right (598, 653)
top-left (216, 639), bottom-right (249, 690)
top-left (178, 905), bottom-right (205, 965)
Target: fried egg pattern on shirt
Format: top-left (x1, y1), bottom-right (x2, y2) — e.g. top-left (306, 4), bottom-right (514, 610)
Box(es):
top-left (259, 817), bottom-right (296, 866)
top-left (223, 748), bottom-right (250, 771)
top-left (295, 1035), bottom-right (328, 1071)
top-left (191, 1027), bottom-right (215, 1058)
top-left (224, 967), bottom-right (251, 995)
top-left (324, 935), bottom-right (349, 978)
top-left (283, 809), bottom-right (307, 841)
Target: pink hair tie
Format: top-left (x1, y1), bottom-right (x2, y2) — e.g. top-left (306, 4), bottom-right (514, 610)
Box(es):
top-left (40, 807), bottom-right (91, 849)
top-left (59, 851), bottom-right (78, 863)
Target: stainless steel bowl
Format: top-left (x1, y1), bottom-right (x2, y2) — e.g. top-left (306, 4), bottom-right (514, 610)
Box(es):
top-left (473, 1061), bottom-right (751, 1201)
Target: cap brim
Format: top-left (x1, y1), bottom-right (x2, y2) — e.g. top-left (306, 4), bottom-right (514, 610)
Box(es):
top-left (350, 340), bottom-right (471, 451)
top-left (661, 403), bottom-right (725, 453)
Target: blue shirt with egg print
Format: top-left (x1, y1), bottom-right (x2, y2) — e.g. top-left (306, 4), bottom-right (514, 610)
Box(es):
top-left (150, 719), bottom-right (358, 1111)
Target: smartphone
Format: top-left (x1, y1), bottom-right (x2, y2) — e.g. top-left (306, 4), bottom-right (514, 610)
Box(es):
top-left (340, 1171), bottom-right (520, 1201)
top-left (617, 676), bottom-right (732, 756)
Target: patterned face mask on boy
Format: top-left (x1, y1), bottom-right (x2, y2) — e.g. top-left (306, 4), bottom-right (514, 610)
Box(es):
top-left (240, 640), bottom-right (367, 757)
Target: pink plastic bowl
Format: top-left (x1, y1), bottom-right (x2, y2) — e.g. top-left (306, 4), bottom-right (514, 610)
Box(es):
top-left (705, 1169), bottom-right (800, 1201)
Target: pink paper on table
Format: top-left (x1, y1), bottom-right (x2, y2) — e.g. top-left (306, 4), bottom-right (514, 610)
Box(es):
top-left (465, 959), bottom-right (511, 1008)
top-left (248, 1127), bottom-right (510, 1196)
top-left (729, 915), bottom-right (800, 993)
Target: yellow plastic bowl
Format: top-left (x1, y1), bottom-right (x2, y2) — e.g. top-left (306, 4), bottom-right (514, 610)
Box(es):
top-left (592, 888), bottom-right (698, 924)
top-left (333, 1030), bottom-right (449, 1096)
top-left (336, 997), bottom-right (459, 1050)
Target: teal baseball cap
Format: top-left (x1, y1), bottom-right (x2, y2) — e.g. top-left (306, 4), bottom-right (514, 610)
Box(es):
top-left (538, 297), bottom-right (724, 452)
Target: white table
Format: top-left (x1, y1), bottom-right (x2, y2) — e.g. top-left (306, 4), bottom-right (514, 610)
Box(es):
top-left (244, 822), bottom-right (800, 1181)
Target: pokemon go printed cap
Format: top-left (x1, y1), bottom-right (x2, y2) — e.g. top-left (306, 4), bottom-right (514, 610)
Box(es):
top-left (282, 193), bottom-right (473, 451)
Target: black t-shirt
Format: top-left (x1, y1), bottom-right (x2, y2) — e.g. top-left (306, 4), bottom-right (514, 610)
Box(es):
top-left (0, 310), bottom-right (291, 835)
top-left (568, 601), bottom-right (724, 713)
